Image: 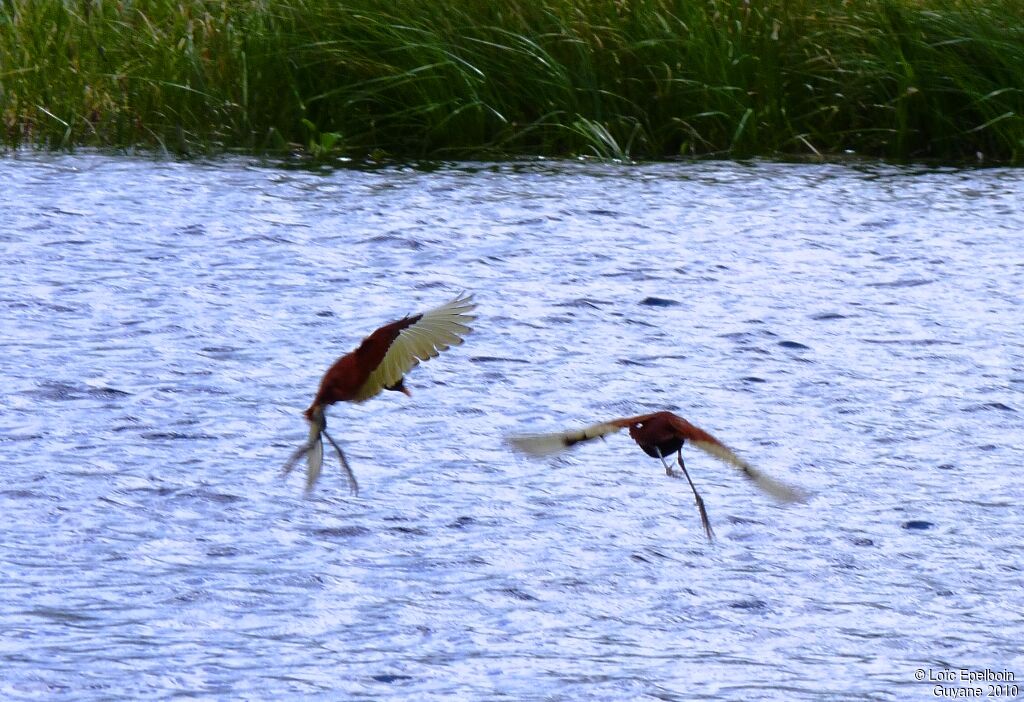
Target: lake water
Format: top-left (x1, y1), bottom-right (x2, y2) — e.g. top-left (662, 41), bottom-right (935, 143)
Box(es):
top-left (1, 154), bottom-right (1022, 700)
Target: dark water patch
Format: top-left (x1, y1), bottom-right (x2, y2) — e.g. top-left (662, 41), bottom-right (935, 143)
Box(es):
top-left (741, 376), bottom-right (767, 383)
top-left (718, 331), bottom-right (770, 343)
top-left (390, 526), bottom-right (429, 536)
top-left (313, 526), bottom-right (371, 538)
top-left (640, 296), bottom-right (680, 307)
top-left (32, 302), bottom-right (80, 314)
top-left (161, 385), bottom-right (230, 397)
top-left (42, 238), bottom-right (90, 247)
top-left (141, 432), bottom-right (218, 440)
top-left (470, 356), bottom-right (530, 364)
top-left (170, 589), bottom-right (213, 605)
top-left (502, 587), bottom-right (539, 602)
top-left (937, 463), bottom-right (956, 470)
top-left (363, 234), bottom-right (424, 249)
top-left (867, 278), bottom-right (934, 288)
top-left (1, 489), bottom-right (50, 499)
top-left (557, 297), bottom-right (609, 309)
top-left (617, 358), bottom-right (650, 367)
top-left (447, 516), bottom-right (475, 529)
top-left (200, 345), bottom-right (241, 355)
top-left (850, 537), bottom-right (875, 547)
top-left (729, 599), bottom-right (769, 612)
top-left (778, 340), bottom-right (811, 350)
top-left (811, 312), bottom-right (848, 320)
top-left (232, 233), bottom-right (294, 245)
top-left (175, 489), bottom-right (245, 504)
top-left (124, 485), bottom-right (178, 497)
top-left (1, 433), bottom-right (45, 442)
top-left (962, 402), bottom-right (1015, 413)
top-left (641, 547), bottom-right (671, 560)
top-left (88, 386), bottom-right (131, 397)
top-left (30, 607), bottom-right (99, 623)
top-left (903, 520), bottom-right (935, 530)
top-left (372, 674), bottom-right (415, 684)
top-left (727, 516), bottom-right (766, 526)
top-left (26, 381), bottom-right (90, 401)
top-left (861, 337), bottom-right (955, 346)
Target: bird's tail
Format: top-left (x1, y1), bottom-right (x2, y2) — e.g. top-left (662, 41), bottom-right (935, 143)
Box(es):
top-left (689, 439), bottom-right (807, 503)
top-left (508, 421), bottom-right (624, 457)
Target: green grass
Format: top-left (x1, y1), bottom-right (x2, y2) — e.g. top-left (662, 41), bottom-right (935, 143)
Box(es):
top-left (2, 0), bottom-right (1022, 162)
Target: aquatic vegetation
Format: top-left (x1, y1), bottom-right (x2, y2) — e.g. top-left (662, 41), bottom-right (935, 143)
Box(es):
top-left (1, 0), bottom-right (1021, 162)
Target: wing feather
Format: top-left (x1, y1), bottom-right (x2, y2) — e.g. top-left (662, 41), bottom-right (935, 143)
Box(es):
top-left (664, 414), bottom-right (806, 503)
top-left (688, 439), bottom-right (807, 503)
top-left (355, 293), bottom-right (476, 401)
top-left (508, 421), bottom-right (625, 457)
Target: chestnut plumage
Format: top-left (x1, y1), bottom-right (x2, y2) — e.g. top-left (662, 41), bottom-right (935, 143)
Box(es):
top-left (283, 293), bottom-right (476, 493)
top-left (509, 410), bottom-right (806, 542)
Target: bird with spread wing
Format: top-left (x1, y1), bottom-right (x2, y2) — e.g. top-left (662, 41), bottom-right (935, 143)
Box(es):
top-left (509, 410), bottom-right (806, 541)
top-left (283, 293), bottom-right (476, 493)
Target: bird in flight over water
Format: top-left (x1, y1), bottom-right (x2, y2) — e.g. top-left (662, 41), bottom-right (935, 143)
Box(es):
top-left (509, 410), bottom-right (807, 541)
top-left (283, 293), bottom-right (476, 493)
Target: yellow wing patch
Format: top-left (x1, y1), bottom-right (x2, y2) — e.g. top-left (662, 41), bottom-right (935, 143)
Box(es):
top-left (354, 293), bottom-right (476, 402)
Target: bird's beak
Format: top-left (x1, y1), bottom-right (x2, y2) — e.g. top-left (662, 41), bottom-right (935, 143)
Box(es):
top-left (400, 386), bottom-right (412, 397)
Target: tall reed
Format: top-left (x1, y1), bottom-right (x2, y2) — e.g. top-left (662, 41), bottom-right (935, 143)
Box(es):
top-left (1, 0), bottom-right (1021, 161)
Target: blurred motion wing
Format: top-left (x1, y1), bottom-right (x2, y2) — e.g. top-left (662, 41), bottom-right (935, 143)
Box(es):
top-left (688, 438), bottom-right (807, 503)
top-left (508, 421), bottom-right (625, 457)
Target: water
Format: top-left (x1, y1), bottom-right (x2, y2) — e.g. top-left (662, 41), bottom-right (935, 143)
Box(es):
top-left (1, 154), bottom-right (1022, 700)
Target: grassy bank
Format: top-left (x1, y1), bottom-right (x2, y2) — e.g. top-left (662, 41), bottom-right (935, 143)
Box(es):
top-left (2, 0), bottom-right (1022, 162)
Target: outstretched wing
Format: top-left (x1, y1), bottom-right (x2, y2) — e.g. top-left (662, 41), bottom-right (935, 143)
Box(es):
top-left (353, 292), bottom-right (476, 402)
top-left (507, 418), bottom-right (634, 457)
top-left (667, 415), bottom-right (807, 503)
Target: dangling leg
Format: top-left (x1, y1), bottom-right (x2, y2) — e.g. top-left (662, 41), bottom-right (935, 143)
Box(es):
top-left (322, 429), bottom-right (359, 496)
top-left (656, 447), bottom-right (676, 477)
top-left (281, 442), bottom-right (314, 477)
top-left (677, 448), bottom-right (714, 543)
top-left (284, 410), bottom-right (325, 491)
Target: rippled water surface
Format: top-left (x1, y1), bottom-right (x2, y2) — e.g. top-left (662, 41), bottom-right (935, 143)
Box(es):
top-left (2, 154), bottom-right (1023, 700)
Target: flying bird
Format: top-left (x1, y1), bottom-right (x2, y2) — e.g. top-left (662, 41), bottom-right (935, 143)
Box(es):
top-left (283, 293), bottom-right (476, 493)
top-left (508, 410), bottom-right (806, 542)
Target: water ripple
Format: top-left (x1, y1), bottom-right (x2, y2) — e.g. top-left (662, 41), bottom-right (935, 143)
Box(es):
top-left (1, 154), bottom-right (1023, 700)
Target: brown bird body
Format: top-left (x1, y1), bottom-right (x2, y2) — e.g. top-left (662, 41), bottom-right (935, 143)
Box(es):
top-left (283, 293), bottom-right (476, 493)
top-left (509, 410), bottom-right (806, 542)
